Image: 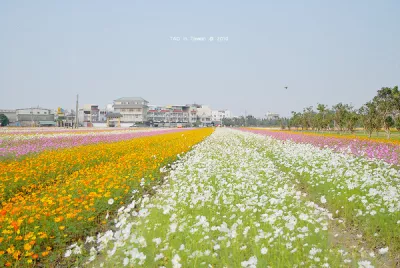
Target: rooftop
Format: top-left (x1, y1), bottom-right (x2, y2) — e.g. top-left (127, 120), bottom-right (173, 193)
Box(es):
top-left (106, 112), bottom-right (123, 118)
top-left (114, 97), bottom-right (148, 102)
top-left (16, 107), bottom-right (52, 111)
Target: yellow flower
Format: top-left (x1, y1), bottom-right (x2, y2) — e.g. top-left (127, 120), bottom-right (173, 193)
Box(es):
top-left (41, 251), bottom-right (49, 257)
top-left (6, 245), bottom-right (15, 254)
top-left (59, 226), bottom-right (65, 230)
top-left (24, 243), bottom-right (32, 251)
top-left (13, 250), bottom-right (21, 260)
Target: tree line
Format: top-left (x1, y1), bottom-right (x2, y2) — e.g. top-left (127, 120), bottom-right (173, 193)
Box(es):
top-left (222, 86), bottom-right (399, 139)
top-left (287, 86), bottom-right (399, 138)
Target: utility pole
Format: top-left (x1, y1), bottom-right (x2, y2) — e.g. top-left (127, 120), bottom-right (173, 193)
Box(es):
top-left (244, 110), bottom-right (247, 127)
top-left (75, 94), bottom-right (79, 128)
top-left (31, 107), bottom-right (34, 127)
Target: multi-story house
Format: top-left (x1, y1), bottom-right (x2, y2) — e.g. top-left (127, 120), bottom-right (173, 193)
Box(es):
top-left (113, 97), bottom-right (149, 123)
top-left (147, 105), bottom-right (190, 126)
top-left (78, 104), bottom-right (101, 125)
top-left (212, 109), bottom-right (232, 123)
top-left (196, 105), bottom-right (213, 125)
top-left (16, 107), bottom-right (55, 126)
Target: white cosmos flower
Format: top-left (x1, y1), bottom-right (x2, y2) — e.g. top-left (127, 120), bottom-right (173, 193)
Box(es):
top-left (241, 256), bottom-right (257, 268)
top-left (66, 129), bottom-right (388, 266)
top-left (152, 237), bottom-right (162, 246)
top-left (108, 198), bottom-right (114, 205)
top-left (64, 249), bottom-right (72, 258)
top-left (378, 247), bottom-right (389, 255)
top-left (154, 253), bottom-right (164, 261)
top-left (172, 254), bottom-right (181, 268)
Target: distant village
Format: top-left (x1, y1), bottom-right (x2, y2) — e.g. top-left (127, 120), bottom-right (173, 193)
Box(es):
top-left (0, 97), bottom-right (280, 128)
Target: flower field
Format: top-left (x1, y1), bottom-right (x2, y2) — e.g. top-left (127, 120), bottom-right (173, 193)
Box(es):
top-left (66, 128), bottom-right (399, 267)
top-left (0, 128), bottom-right (213, 266)
top-left (2, 127), bottom-right (399, 267)
top-left (0, 128), bottom-right (187, 158)
top-left (244, 128), bottom-right (400, 165)
top-left (243, 129), bottom-right (400, 253)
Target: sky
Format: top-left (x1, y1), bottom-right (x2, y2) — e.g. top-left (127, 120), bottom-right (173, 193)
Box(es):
top-left (0, 1), bottom-right (399, 117)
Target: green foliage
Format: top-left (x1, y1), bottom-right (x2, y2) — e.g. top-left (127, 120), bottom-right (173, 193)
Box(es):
top-left (0, 114), bottom-right (9, 126)
top-left (222, 116), bottom-right (280, 127)
top-left (287, 85), bottom-right (399, 139)
top-left (359, 102), bottom-right (381, 137)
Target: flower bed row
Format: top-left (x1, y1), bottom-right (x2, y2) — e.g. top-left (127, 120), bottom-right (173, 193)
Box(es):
top-left (244, 128), bottom-right (400, 165)
top-left (243, 128), bottom-right (400, 259)
top-left (0, 128), bottom-right (186, 158)
top-left (0, 128), bottom-right (213, 266)
top-left (70, 128), bottom-right (381, 267)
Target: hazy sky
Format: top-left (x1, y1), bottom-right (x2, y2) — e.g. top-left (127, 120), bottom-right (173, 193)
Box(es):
top-left (0, 1), bottom-right (399, 117)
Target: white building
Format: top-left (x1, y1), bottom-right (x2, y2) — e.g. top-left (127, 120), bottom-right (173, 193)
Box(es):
top-left (16, 107), bottom-right (55, 126)
top-left (113, 97), bottom-right (149, 123)
top-left (212, 110), bottom-right (232, 122)
top-left (147, 105), bottom-right (191, 127)
top-left (196, 105), bottom-right (213, 125)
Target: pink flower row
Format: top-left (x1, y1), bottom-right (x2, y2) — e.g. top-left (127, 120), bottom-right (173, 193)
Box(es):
top-left (0, 129), bottom-right (188, 158)
top-left (242, 129), bottom-right (400, 165)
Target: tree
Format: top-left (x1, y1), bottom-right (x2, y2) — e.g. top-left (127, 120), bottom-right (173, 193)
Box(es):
top-left (373, 86), bottom-right (399, 139)
top-left (222, 118), bottom-right (233, 127)
top-left (395, 117), bottom-right (400, 131)
top-left (359, 102), bottom-right (381, 138)
top-left (246, 115), bottom-right (258, 126)
top-left (289, 111), bottom-right (302, 130)
top-left (315, 104), bottom-right (330, 131)
top-left (332, 103), bottom-right (351, 133)
top-left (303, 106), bottom-right (315, 130)
top-left (344, 109), bottom-right (359, 133)
top-left (0, 114), bottom-right (9, 126)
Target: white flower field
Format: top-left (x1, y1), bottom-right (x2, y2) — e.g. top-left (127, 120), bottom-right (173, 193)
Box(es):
top-left (66, 129), bottom-right (399, 267)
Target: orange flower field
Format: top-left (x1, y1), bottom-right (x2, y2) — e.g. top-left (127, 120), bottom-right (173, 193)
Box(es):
top-left (0, 128), bottom-right (213, 266)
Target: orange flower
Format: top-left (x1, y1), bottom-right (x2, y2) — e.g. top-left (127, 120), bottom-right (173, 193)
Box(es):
top-left (23, 243), bottom-right (32, 251)
top-left (41, 251), bottom-right (49, 257)
top-left (0, 128), bottom-right (214, 265)
top-left (12, 250), bottom-right (21, 260)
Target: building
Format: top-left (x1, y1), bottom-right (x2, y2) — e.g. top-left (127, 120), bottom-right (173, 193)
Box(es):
top-left (147, 105), bottom-right (191, 127)
top-left (0, 109), bottom-right (17, 123)
top-left (113, 97), bottom-right (149, 123)
top-left (55, 108), bottom-right (77, 128)
top-left (196, 105), bottom-right (213, 125)
top-left (15, 107), bottom-right (55, 127)
top-left (106, 112), bottom-right (122, 127)
top-left (78, 104), bottom-right (109, 127)
top-left (212, 109), bottom-right (232, 124)
top-left (265, 112), bottom-right (280, 120)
